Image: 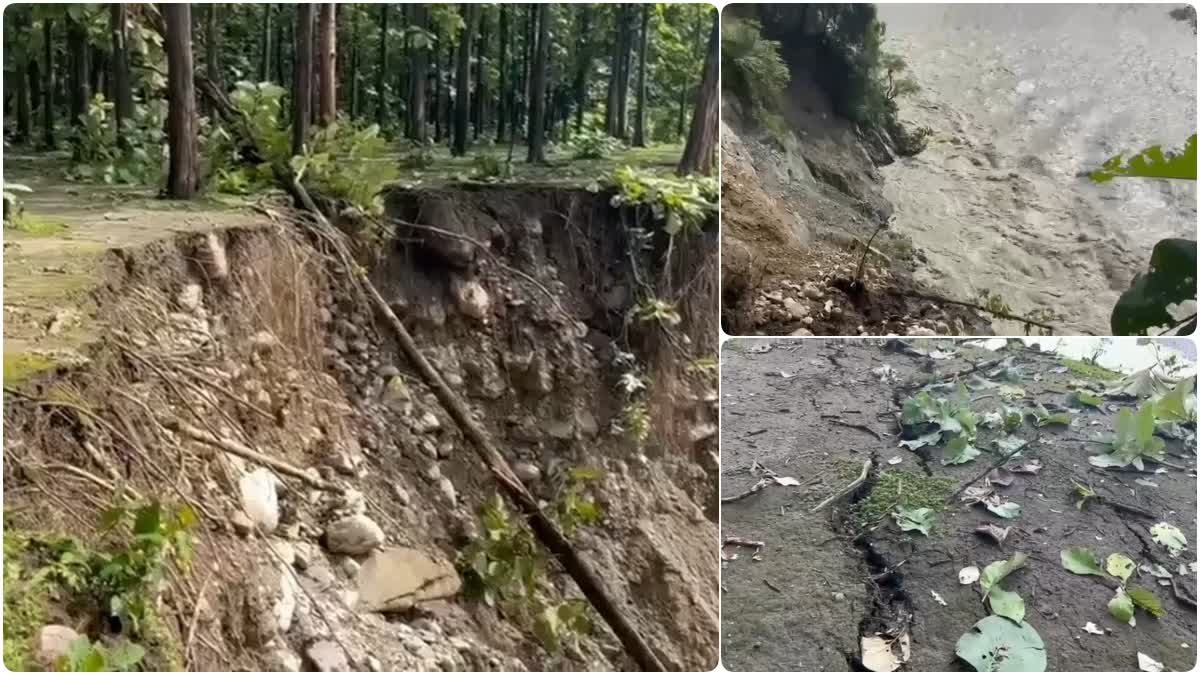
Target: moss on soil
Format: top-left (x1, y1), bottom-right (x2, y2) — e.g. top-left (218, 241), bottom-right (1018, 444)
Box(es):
top-left (854, 469), bottom-right (957, 530)
top-left (3, 352), bottom-right (59, 386)
top-left (1061, 358), bottom-right (1123, 382)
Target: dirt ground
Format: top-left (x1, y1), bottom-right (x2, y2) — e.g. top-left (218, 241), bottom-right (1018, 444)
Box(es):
top-left (721, 338), bottom-right (1197, 672)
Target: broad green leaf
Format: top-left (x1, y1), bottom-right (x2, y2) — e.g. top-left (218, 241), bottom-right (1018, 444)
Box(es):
top-left (1071, 391), bottom-right (1103, 408)
top-left (1060, 547), bottom-right (1104, 576)
top-left (899, 430), bottom-right (942, 450)
top-left (1150, 522), bottom-right (1187, 556)
top-left (1109, 587), bottom-right (1135, 625)
top-left (1127, 585), bottom-right (1166, 618)
top-left (894, 506), bottom-right (935, 536)
top-left (981, 552), bottom-right (1028, 595)
top-left (986, 501), bottom-right (1021, 519)
top-left (1105, 553), bottom-right (1135, 582)
top-left (1152, 377), bottom-right (1195, 423)
top-left (1110, 238), bottom-right (1197, 336)
top-left (1090, 134), bottom-right (1197, 183)
top-left (955, 615), bottom-right (1046, 672)
top-left (987, 586), bottom-right (1026, 623)
top-left (994, 436), bottom-right (1028, 455)
top-left (943, 436), bottom-right (981, 465)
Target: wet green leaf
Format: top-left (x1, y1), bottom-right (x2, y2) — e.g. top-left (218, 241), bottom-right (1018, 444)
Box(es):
top-left (1150, 522), bottom-right (1187, 556)
top-left (1060, 547), bottom-right (1104, 576)
top-left (893, 506), bottom-right (935, 536)
top-left (987, 586), bottom-right (1026, 623)
top-left (955, 615), bottom-right (1046, 672)
top-left (1109, 587), bottom-right (1135, 625)
top-left (1127, 585), bottom-right (1167, 618)
top-left (981, 552), bottom-right (1028, 595)
top-left (943, 436), bottom-right (981, 465)
top-left (985, 501), bottom-right (1021, 519)
top-left (899, 430), bottom-right (942, 450)
top-left (1071, 391), bottom-right (1103, 409)
top-left (1105, 553), bottom-right (1135, 582)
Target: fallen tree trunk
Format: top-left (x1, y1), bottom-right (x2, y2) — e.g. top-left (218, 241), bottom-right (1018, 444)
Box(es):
top-left (282, 173), bottom-right (666, 671)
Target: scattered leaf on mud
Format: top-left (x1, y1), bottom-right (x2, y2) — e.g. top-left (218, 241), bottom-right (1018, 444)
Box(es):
top-left (955, 615), bottom-right (1046, 672)
top-left (1140, 563), bottom-right (1172, 578)
top-left (1030, 403), bottom-right (1071, 427)
top-left (1061, 547), bottom-right (1105, 576)
top-left (931, 590), bottom-right (948, 606)
top-left (1127, 586), bottom-right (1167, 618)
top-left (962, 486), bottom-right (996, 505)
top-left (987, 586), bottom-right (1026, 623)
top-left (887, 456), bottom-right (903, 465)
top-left (1008, 459), bottom-right (1043, 474)
top-left (994, 435), bottom-right (1028, 455)
top-left (943, 436), bottom-right (982, 465)
top-left (975, 524), bottom-right (1011, 545)
top-left (984, 498), bottom-right (1021, 519)
top-left (1106, 553), bottom-right (1136, 582)
top-left (861, 634), bottom-right (907, 672)
top-left (960, 566), bottom-right (981, 584)
top-left (894, 506), bottom-right (935, 536)
top-left (1072, 390), bottom-right (1104, 408)
top-left (986, 469), bottom-right (1015, 487)
top-left (1134, 478), bottom-right (1159, 488)
top-left (981, 553), bottom-right (1029, 595)
top-left (981, 411), bottom-right (1004, 428)
top-left (1150, 523), bottom-right (1187, 556)
top-left (899, 430), bottom-right (943, 450)
top-left (1082, 622), bottom-right (1105, 635)
top-left (773, 476), bottom-right (801, 487)
top-left (1109, 587), bottom-right (1135, 625)
top-left (1138, 652), bottom-right (1165, 672)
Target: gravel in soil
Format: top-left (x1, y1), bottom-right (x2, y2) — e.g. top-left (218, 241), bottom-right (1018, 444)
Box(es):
top-left (721, 338), bottom-right (1197, 672)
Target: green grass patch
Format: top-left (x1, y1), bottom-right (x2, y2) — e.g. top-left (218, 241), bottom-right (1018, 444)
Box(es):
top-left (3, 529), bottom-right (50, 671)
top-left (1061, 358), bottom-right (1123, 382)
top-left (5, 216), bottom-right (69, 237)
top-left (854, 469), bottom-right (957, 531)
top-left (3, 352), bottom-right (59, 386)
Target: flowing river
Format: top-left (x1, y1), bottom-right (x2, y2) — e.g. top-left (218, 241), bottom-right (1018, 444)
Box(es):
top-left (877, 3), bottom-right (1197, 335)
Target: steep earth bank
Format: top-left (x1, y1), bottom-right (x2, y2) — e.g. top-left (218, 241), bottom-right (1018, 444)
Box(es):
top-left (3, 186), bottom-right (718, 671)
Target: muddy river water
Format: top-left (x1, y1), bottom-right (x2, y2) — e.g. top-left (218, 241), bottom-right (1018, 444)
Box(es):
top-left (878, 4), bottom-right (1197, 335)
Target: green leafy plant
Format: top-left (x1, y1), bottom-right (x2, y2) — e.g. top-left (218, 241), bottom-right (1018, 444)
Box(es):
top-left (67, 95), bottom-right (167, 185)
top-left (942, 436), bottom-right (981, 465)
top-left (619, 399), bottom-right (652, 445)
top-left (1060, 545), bottom-right (1167, 624)
top-left (569, 124), bottom-right (623, 160)
top-left (606, 165), bottom-right (718, 236)
top-left (720, 17), bottom-right (790, 134)
top-left (1150, 522), bottom-right (1187, 557)
top-left (980, 552), bottom-right (1028, 623)
top-left (1089, 403), bottom-right (1165, 470)
top-left (457, 494), bottom-right (596, 654)
top-left (470, 153), bottom-right (507, 180)
top-left (59, 636), bottom-right (145, 672)
top-left (1072, 482), bottom-right (1097, 510)
top-left (1060, 547), bottom-right (1104, 576)
top-left (1027, 403), bottom-right (1070, 427)
top-left (632, 298), bottom-right (683, 327)
top-left (901, 384), bottom-right (978, 440)
top-left (553, 468), bottom-right (604, 536)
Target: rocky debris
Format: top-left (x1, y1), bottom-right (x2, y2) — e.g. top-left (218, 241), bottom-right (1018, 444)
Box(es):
top-left (513, 460), bottom-right (542, 483)
top-left (355, 547), bottom-right (461, 613)
top-left (177, 283), bottom-right (203, 312)
top-left (205, 232), bottom-right (229, 280)
top-left (437, 477), bottom-right (457, 504)
top-left (231, 511), bottom-right (256, 538)
top-left (268, 647), bottom-right (303, 672)
top-left (450, 277), bottom-right (490, 322)
top-left (36, 625), bottom-right (80, 669)
top-left (305, 640), bottom-right (350, 672)
top-left (275, 563), bottom-right (300, 632)
top-left (239, 468), bottom-right (281, 533)
top-left (323, 514), bottom-right (385, 555)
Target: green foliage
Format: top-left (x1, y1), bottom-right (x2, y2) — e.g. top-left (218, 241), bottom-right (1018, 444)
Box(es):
top-left (942, 436), bottom-right (981, 465)
top-left (979, 553), bottom-right (1028, 623)
top-left (66, 95), bottom-right (167, 185)
top-left (721, 17), bottom-right (790, 132)
top-left (619, 399), bottom-right (652, 445)
top-left (59, 637), bottom-right (145, 672)
top-left (1150, 522), bottom-right (1187, 556)
top-left (1105, 552), bottom-right (1135, 582)
top-left (901, 384), bottom-right (978, 440)
top-left (1072, 482), bottom-right (1097, 510)
top-left (469, 153), bottom-right (508, 180)
top-left (292, 121), bottom-right (398, 212)
top-left (1152, 377), bottom-right (1196, 423)
top-left (457, 493), bottom-right (596, 654)
top-left (1127, 586), bottom-right (1166, 618)
top-left (1109, 586), bottom-right (1135, 625)
top-left (1089, 403), bottom-right (1165, 470)
top-left (1060, 547), bottom-right (1104, 576)
top-left (606, 165), bottom-right (718, 237)
top-left (854, 469), bottom-right (955, 529)
top-left (633, 298), bottom-right (683, 327)
top-left (553, 468), bottom-right (604, 536)
top-left (570, 123), bottom-right (623, 160)
top-left (1090, 135), bottom-right (1197, 183)
top-left (1027, 403), bottom-right (1070, 427)
top-left (955, 615), bottom-right (1046, 672)
top-left (4, 529), bottom-right (48, 671)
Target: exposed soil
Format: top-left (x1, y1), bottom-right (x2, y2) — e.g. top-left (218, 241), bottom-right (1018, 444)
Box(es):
top-left (4, 181), bottom-right (718, 671)
top-left (721, 338), bottom-right (1197, 672)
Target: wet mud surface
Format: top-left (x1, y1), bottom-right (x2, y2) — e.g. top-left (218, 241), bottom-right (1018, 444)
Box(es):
top-left (721, 339), bottom-right (1197, 671)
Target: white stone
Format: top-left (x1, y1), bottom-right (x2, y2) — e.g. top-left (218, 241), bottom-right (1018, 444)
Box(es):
top-left (239, 468), bottom-right (280, 533)
top-left (323, 514), bottom-right (385, 555)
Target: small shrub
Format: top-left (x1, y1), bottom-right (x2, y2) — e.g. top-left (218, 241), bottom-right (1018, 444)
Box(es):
top-left (570, 125), bottom-right (622, 160)
top-left (67, 94), bottom-right (167, 185)
top-left (721, 17), bottom-right (790, 131)
top-left (470, 153), bottom-right (506, 180)
top-left (606, 165), bottom-right (718, 236)
top-left (59, 637), bottom-right (145, 672)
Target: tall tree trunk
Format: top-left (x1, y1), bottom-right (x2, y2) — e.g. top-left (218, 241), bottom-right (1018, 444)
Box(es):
top-left (274, 6), bottom-right (286, 84)
top-left (473, 10), bottom-right (489, 139)
top-left (13, 9), bottom-right (31, 143)
top-left (164, 4), bottom-right (199, 198)
top-left (520, 5), bottom-right (533, 136)
top-left (42, 19), bottom-right (55, 148)
top-left (496, 6), bottom-right (508, 142)
top-left (349, 11), bottom-right (360, 119)
top-left (111, 4), bottom-right (133, 145)
top-left (526, 4), bottom-right (550, 163)
top-left (258, 4), bottom-right (272, 82)
top-left (632, 5), bottom-right (649, 147)
top-left (376, 4), bottom-right (388, 128)
top-left (407, 5), bottom-right (429, 142)
top-left (572, 6), bottom-right (592, 133)
top-left (205, 4), bottom-right (221, 92)
top-left (317, 3), bottom-right (337, 125)
top-left (293, 4), bottom-right (314, 156)
top-left (67, 13), bottom-right (89, 127)
top-left (452, 4), bottom-right (479, 156)
top-left (605, 6), bottom-right (620, 136)
top-left (29, 57), bottom-right (42, 123)
top-left (677, 13), bottom-right (718, 176)
top-left (677, 8), bottom-right (704, 139)
top-left (433, 25), bottom-right (443, 143)
top-left (615, 4), bottom-right (632, 141)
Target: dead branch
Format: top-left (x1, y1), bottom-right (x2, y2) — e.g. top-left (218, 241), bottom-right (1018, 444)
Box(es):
top-left (811, 459), bottom-right (871, 513)
top-left (721, 478), bottom-right (771, 504)
top-left (283, 174), bottom-right (666, 671)
top-left (899, 290), bottom-right (1057, 332)
top-left (163, 419), bottom-right (336, 491)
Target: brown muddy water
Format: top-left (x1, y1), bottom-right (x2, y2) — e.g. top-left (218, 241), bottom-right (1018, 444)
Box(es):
top-left (877, 4), bottom-right (1197, 335)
